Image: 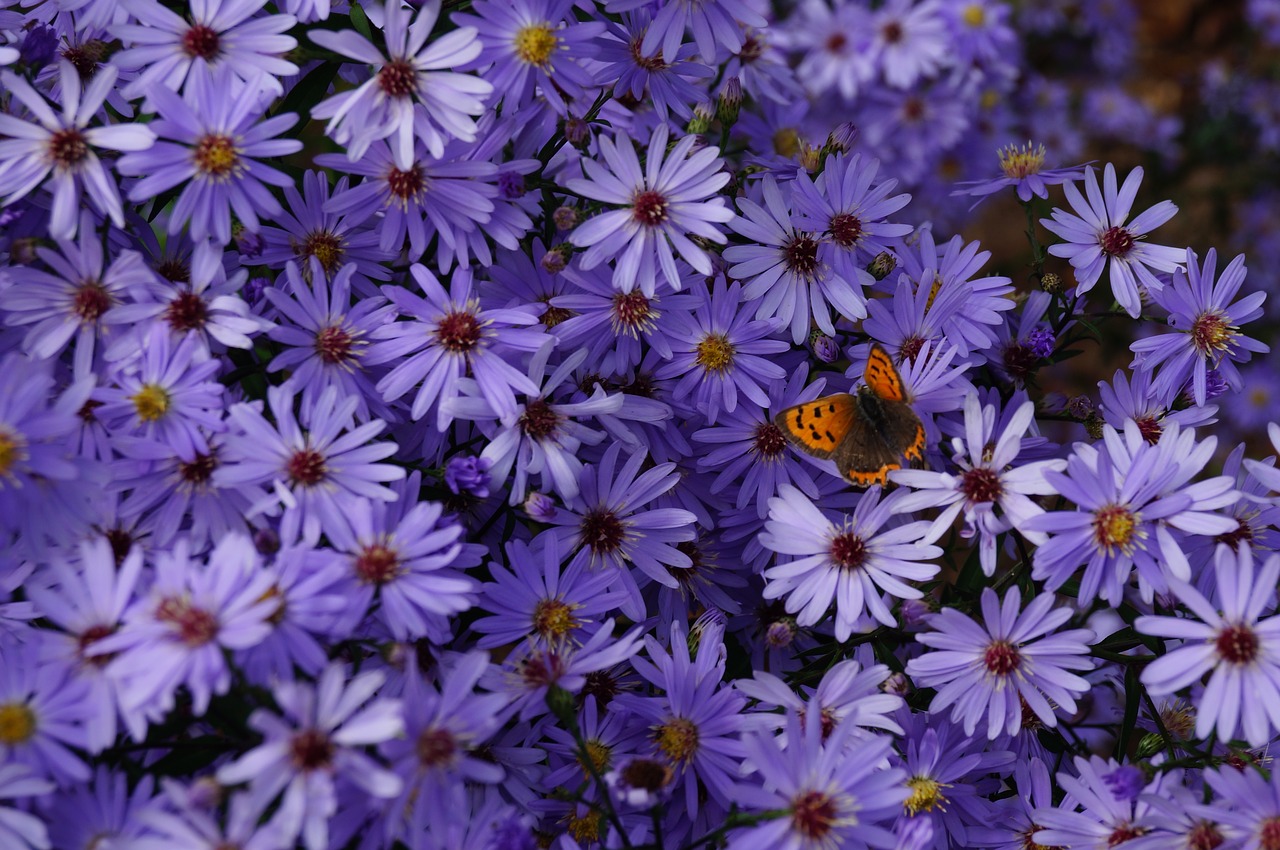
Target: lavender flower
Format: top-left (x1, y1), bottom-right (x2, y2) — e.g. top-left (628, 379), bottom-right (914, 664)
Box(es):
top-left (0, 765), bottom-right (53, 850)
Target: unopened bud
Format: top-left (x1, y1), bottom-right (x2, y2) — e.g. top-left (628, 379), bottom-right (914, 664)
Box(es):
top-left (867, 251), bottom-right (897, 281)
top-left (1084, 411), bottom-right (1105, 440)
top-left (764, 618), bottom-right (797, 649)
top-left (1136, 733), bottom-right (1166, 759)
top-left (546, 685), bottom-right (578, 728)
top-left (524, 492), bottom-right (557, 522)
top-left (716, 77), bottom-right (742, 126)
top-left (687, 101), bottom-right (714, 135)
top-left (881, 672), bottom-right (910, 697)
top-left (10, 237), bottom-right (39, 265)
top-left (1066, 395), bottom-right (1094, 419)
top-left (826, 122), bottom-right (858, 154)
top-left (1039, 272), bottom-right (1062, 294)
top-left (253, 527), bottom-right (281, 557)
top-left (563, 116), bottom-right (589, 149)
top-left (809, 331), bottom-right (840, 364)
top-left (899, 597), bottom-right (932, 627)
top-left (553, 206), bottom-right (578, 231)
top-left (540, 247), bottom-right (568, 276)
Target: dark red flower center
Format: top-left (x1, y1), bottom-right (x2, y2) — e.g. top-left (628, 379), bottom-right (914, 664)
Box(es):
top-left (627, 37), bottom-right (668, 71)
top-left (354, 543), bottom-right (400, 585)
top-left (377, 59), bottom-right (418, 97)
top-left (155, 596), bottom-right (219, 646)
top-left (960, 467), bottom-right (1003, 503)
top-left (193, 134), bottom-right (238, 178)
top-left (286, 448), bottom-right (328, 487)
top-left (519, 398), bottom-right (561, 440)
top-left (302, 231), bottom-right (344, 275)
top-left (1190, 310), bottom-right (1234, 355)
top-left (182, 24), bottom-right (221, 60)
top-left (155, 257), bottom-right (191, 283)
top-left (1135, 416), bottom-right (1163, 445)
top-left (1259, 817), bottom-right (1280, 850)
top-left (881, 21), bottom-right (904, 43)
top-left (178, 452), bottom-right (218, 485)
top-left (1002, 342), bottom-right (1039, 382)
top-left (791, 789), bottom-right (838, 840)
top-left (825, 32), bottom-right (848, 53)
top-left (315, 325), bottom-right (358, 365)
top-left (164, 290), bottom-right (209, 331)
top-left (984, 640), bottom-right (1021, 676)
top-left (73, 281), bottom-right (112, 322)
top-left (612, 291), bottom-right (655, 334)
top-left (828, 212), bottom-right (863, 248)
top-left (1099, 226), bottom-right (1136, 257)
top-left (416, 727), bottom-right (458, 767)
top-left (289, 729), bottom-right (334, 771)
top-left (581, 508), bottom-right (626, 555)
top-left (387, 165), bottom-right (425, 201)
top-left (783, 234), bottom-right (820, 277)
top-left (1187, 821), bottom-right (1225, 850)
top-left (829, 532), bottom-right (868, 570)
top-left (435, 310), bottom-right (483, 353)
top-left (1107, 824), bottom-right (1146, 847)
top-left (62, 40), bottom-right (106, 79)
top-left (103, 527), bottom-right (134, 564)
top-left (76, 623), bottom-right (117, 667)
top-left (1216, 624), bottom-right (1259, 664)
top-left (49, 128), bottom-right (89, 168)
top-left (632, 190), bottom-right (669, 227)
top-left (753, 422), bottom-right (787, 459)
top-left (899, 335), bottom-right (925, 363)
top-left (621, 758), bottom-right (671, 791)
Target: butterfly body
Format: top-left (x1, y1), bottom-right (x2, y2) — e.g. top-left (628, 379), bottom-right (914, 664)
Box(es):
top-left (774, 346), bottom-right (926, 487)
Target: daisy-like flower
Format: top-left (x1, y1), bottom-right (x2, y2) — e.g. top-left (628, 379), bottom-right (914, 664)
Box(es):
top-left (906, 586), bottom-right (1095, 739)
top-left (894, 395), bottom-right (1066, 576)
top-left (130, 779), bottom-right (286, 850)
top-left (760, 484), bottom-right (942, 639)
top-left (1040, 163), bottom-right (1185, 318)
top-left (726, 175), bottom-right (871, 343)
top-left (0, 642), bottom-right (92, 785)
top-left (737, 657), bottom-right (905, 737)
top-left (499, 619), bottom-right (644, 721)
top-left (1136, 543), bottom-right (1280, 748)
top-left (117, 64), bottom-right (302, 245)
top-left (953, 141), bottom-right (1087, 204)
top-left (565, 124), bottom-right (734, 296)
top-left (310, 0), bottom-right (492, 166)
top-left (214, 382), bottom-right (404, 545)
top-left (91, 535), bottom-right (277, 729)
top-left (216, 663), bottom-right (404, 850)
top-left (617, 619), bottom-right (746, 817)
top-left (868, 0), bottom-right (952, 89)
top-left (733, 712), bottom-right (906, 850)
top-left (1131, 248), bottom-right (1269, 406)
top-left (633, 0), bottom-right (767, 63)
top-left (0, 62), bottom-right (155, 240)
top-left (0, 765), bottom-right (53, 850)
top-left (1025, 421), bottom-right (1238, 605)
top-left (1204, 765), bottom-right (1280, 849)
top-left (655, 278), bottom-right (789, 425)
top-left (456, 0), bottom-right (603, 114)
top-left (111, 0), bottom-right (297, 98)
top-left (1033, 756), bottom-right (1169, 849)
top-left (367, 265), bottom-right (546, 428)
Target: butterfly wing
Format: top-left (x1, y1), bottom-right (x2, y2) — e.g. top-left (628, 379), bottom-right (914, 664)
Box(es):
top-left (831, 412), bottom-right (907, 487)
top-left (773, 394), bottom-right (858, 461)
top-left (863, 344), bottom-right (907, 402)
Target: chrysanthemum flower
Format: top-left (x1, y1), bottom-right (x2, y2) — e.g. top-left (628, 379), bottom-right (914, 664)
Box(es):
top-left (760, 484), bottom-right (942, 638)
top-left (566, 124), bottom-right (734, 296)
top-left (1131, 248), bottom-right (1269, 407)
top-left (216, 663), bottom-right (404, 850)
top-left (310, 0), bottom-right (492, 165)
top-left (907, 586), bottom-right (1094, 739)
top-left (0, 62), bottom-right (155, 239)
top-left (498, 619), bottom-right (644, 721)
top-left (1041, 163), bottom-right (1185, 318)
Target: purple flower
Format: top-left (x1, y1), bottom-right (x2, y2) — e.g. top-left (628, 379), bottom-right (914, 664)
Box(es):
top-left (445, 455), bottom-right (492, 499)
top-left (550, 264), bottom-right (689, 372)
top-left (566, 124), bottom-right (733, 296)
top-left (1131, 248), bottom-right (1269, 407)
top-left (1033, 756), bottom-right (1169, 849)
top-left (215, 382), bottom-right (404, 545)
top-left (46, 768), bottom-right (155, 850)
top-left (111, 0), bottom-right (298, 98)
top-left (632, 0), bottom-right (766, 63)
top-left (0, 641), bottom-right (92, 785)
top-left (594, 11), bottom-right (715, 120)
top-left (1137, 543), bottom-right (1280, 747)
top-left (1041, 163), bottom-right (1185, 318)
top-left (92, 535), bottom-right (276, 727)
top-left (117, 64), bottom-right (302, 245)
top-left (366, 264), bottom-right (546, 428)
top-left (906, 586), bottom-right (1095, 739)
top-left (736, 657), bottom-right (904, 737)
top-left (497, 618), bottom-right (643, 721)
top-left (0, 62), bottom-right (155, 239)
top-left (216, 663), bottom-right (404, 850)
top-left (0, 765), bottom-right (53, 850)
top-left (309, 0), bottom-right (492, 165)
top-left (760, 484), bottom-right (942, 638)
top-left (954, 142), bottom-right (1087, 204)
top-left (1204, 765), bottom-right (1280, 849)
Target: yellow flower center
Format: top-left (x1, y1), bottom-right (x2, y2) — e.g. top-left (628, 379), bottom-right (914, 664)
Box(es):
top-left (695, 333), bottom-right (735, 374)
top-left (579, 739), bottom-right (611, 776)
top-left (514, 23), bottom-right (558, 66)
top-left (0, 702), bottom-right (36, 744)
top-left (1093, 505), bottom-right (1141, 555)
top-left (904, 776), bottom-right (949, 815)
top-left (0, 429), bottom-right (24, 477)
top-left (193, 133), bottom-right (239, 178)
top-left (962, 3), bottom-right (986, 27)
top-left (131, 384), bottom-right (171, 422)
top-left (655, 717), bottom-right (699, 764)
top-left (998, 142), bottom-right (1047, 179)
top-left (1191, 310), bottom-right (1236, 356)
top-left (773, 127), bottom-right (801, 158)
top-left (568, 811), bottom-right (601, 843)
top-left (532, 598), bottom-right (580, 640)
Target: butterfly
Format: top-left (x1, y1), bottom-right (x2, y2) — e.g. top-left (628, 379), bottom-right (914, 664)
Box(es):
top-left (773, 344), bottom-right (926, 487)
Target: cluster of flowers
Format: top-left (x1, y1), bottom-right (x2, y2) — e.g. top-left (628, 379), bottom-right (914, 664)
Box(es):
top-left (2, 0), bottom-right (1280, 848)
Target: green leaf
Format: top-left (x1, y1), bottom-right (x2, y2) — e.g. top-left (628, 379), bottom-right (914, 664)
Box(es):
top-left (273, 60), bottom-right (340, 120)
top-left (349, 3), bottom-right (373, 41)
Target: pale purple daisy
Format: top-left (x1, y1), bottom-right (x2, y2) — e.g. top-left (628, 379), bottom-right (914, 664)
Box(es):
top-left (906, 586), bottom-right (1094, 739)
top-left (91, 534), bottom-right (277, 726)
top-left (760, 484), bottom-right (942, 638)
top-left (216, 663), bottom-right (404, 850)
top-left (654, 278), bottom-right (789, 425)
top-left (130, 777), bottom-right (287, 850)
top-left (1033, 756), bottom-right (1170, 850)
top-left (111, 0), bottom-right (297, 98)
top-left (116, 64), bottom-right (302, 245)
top-left (594, 11), bottom-right (715, 121)
top-left (953, 141), bottom-right (1087, 204)
top-left (726, 175), bottom-right (871, 343)
top-left (1137, 543), bottom-right (1280, 748)
top-left (0, 62), bottom-right (155, 239)
top-left (309, 0), bottom-right (492, 165)
top-left (1203, 765), bottom-right (1280, 849)
top-left (894, 395), bottom-right (1065, 576)
top-left (0, 642), bottom-right (92, 784)
top-left (1131, 248), bottom-right (1269, 406)
top-left (732, 712), bottom-right (906, 850)
top-left (214, 382), bottom-right (404, 545)
top-left (566, 124), bottom-right (734, 296)
top-left (0, 765), bottom-right (53, 850)
top-left (1041, 163), bottom-right (1185, 318)
top-left (631, 0), bottom-right (766, 63)
top-left (736, 657), bottom-right (904, 737)
top-left (498, 619), bottom-right (644, 721)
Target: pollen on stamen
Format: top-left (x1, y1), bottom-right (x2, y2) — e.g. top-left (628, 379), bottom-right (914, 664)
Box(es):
top-left (49, 128), bottom-right (90, 168)
top-left (632, 190), bottom-right (670, 227)
top-left (997, 142), bottom-right (1046, 179)
top-left (377, 59), bottom-right (418, 97)
top-left (513, 23), bottom-right (558, 66)
top-left (193, 134), bottom-right (239, 178)
top-left (695, 333), bottom-right (735, 374)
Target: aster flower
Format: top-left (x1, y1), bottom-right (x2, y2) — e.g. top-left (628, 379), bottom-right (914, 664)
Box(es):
top-left (1137, 543), bottom-right (1280, 747)
top-left (655, 278), bottom-right (789, 425)
top-left (1033, 756), bottom-right (1170, 849)
top-left (786, 0), bottom-right (873, 100)
top-left (632, 0), bottom-right (766, 63)
top-left (216, 663), bottom-right (403, 850)
top-left (734, 712), bottom-right (906, 850)
top-left (129, 780), bottom-right (287, 850)
top-left (0, 642), bottom-right (92, 784)
top-left (1040, 163), bottom-right (1185, 318)
top-left (91, 534), bottom-right (276, 726)
top-left (0, 765), bottom-right (53, 850)
top-left (215, 382), bottom-right (404, 545)
top-left (456, 0), bottom-right (603, 114)
top-left (1131, 248), bottom-right (1269, 406)
top-left (367, 264), bottom-right (546, 428)
top-left (760, 484), bottom-right (942, 638)
top-left (868, 0), bottom-right (951, 88)
top-left (594, 11), bottom-right (715, 120)
top-left (954, 141), bottom-right (1087, 204)
top-left (894, 395), bottom-right (1065, 576)
top-left (116, 64), bottom-right (302, 245)
top-left (906, 586), bottom-right (1094, 739)
top-left (310, 0), bottom-right (492, 165)
top-left (617, 619), bottom-right (746, 817)
top-left (264, 260), bottom-right (394, 423)
top-left (544, 442), bottom-right (698, 619)
top-left (1096, 367), bottom-right (1217, 442)
top-left (0, 62), bottom-right (156, 240)
top-left (566, 124), bottom-right (733, 295)
top-left (498, 618), bottom-right (644, 721)
top-left (736, 657), bottom-right (905, 737)
top-left (1203, 765), bottom-right (1280, 849)
top-left (46, 768), bottom-right (155, 850)
top-left (726, 175), bottom-right (871, 343)
top-left (111, 0), bottom-right (297, 98)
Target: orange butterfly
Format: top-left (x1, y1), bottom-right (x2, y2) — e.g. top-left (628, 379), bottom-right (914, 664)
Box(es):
top-left (774, 345), bottom-right (926, 487)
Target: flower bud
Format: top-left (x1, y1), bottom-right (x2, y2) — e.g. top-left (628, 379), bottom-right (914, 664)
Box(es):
top-left (540, 247), bottom-right (568, 275)
top-left (867, 251), bottom-right (897, 281)
top-left (253, 526), bottom-right (281, 557)
top-left (19, 23), bottom-right (58, 71)
top-left (524, 492), bottom-right (557, 522)
top-left (826, 121), bottom-right (859, 154)
top-left (445, 455), bottom-right (492, 499)
top-left (1135, 733), bottom-right (1166, 759)
top-left (687, 101), bottom-right (714, 135)
top-left (235, 227), bottom-right (264, 259)
top-left (881, 671), bottom-right (910, 696)
top-left (242, 276), bottom-right (270, 306)
top-left (563, 116), bottom-right (590, 149)
top-left (1066, 395), bottom-right (1094, 419)
top-left (553, 206), bottom-right (578, 231)
top-left (809, 331), bottom-right (840, 363)
top-left (545, 685), bottom-right (578, 728)
top-left (716, 77), bottom-right (742, 126)
top-left (1039, 271), bottom-right (1062, 294)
